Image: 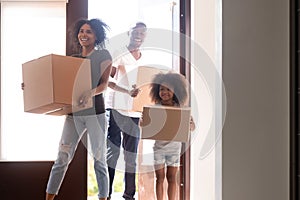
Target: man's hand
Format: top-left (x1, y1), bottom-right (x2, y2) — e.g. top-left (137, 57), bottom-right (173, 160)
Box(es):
top-left (129, 84), bottom-right (140, 97)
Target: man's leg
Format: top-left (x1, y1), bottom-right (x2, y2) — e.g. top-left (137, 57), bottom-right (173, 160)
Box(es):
top-left (122, 117), bottom-right (140, 199)
top-left (106, 109), bottom-right (122, 197)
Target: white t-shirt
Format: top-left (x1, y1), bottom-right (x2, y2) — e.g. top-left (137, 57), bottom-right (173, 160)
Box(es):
top-left (105, 47), bottom-right (145, 118)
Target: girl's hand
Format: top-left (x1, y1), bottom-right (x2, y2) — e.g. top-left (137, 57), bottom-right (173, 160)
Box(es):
top-left (139, 117), bottom-right (143, 126)
top-left (190, 116), bottom-right (195, 131)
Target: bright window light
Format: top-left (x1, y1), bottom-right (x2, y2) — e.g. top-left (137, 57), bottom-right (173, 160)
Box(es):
top-left (1, 2), bottom-right (66, 161)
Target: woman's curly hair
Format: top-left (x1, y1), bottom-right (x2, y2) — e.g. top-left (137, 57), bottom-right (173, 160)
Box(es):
top-left (69, 18), bottom-right (110, 54)
top-left (149, 72), bottom-right (189, 106)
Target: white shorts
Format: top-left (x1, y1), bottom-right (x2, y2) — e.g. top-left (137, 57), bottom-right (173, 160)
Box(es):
top-left (154, 151), bottom-right (180, 167)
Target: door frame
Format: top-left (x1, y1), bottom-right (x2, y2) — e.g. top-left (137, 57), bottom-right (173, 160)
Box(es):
top-left (179, 0), bottom-right (191, 200)
top-left (290, 0), bottom-right (299, 199)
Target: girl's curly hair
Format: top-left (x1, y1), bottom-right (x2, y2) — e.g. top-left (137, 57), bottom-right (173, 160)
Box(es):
top-left (69, 18), bottom-right (110, 54)
top-left (149, 72), bottom-right (189, 106)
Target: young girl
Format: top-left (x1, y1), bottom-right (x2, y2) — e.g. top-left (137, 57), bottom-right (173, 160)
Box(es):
top-left (149, 72), bottom-right (195, 200)
top-left (45, 18), bottom-right (112, 200)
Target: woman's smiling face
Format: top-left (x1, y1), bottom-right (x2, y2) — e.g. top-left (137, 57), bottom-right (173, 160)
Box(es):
top-left (78, 23), bottom-right (97, 49)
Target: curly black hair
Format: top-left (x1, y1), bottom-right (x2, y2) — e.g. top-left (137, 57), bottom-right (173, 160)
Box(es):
top-left (70, 18), bottom-right (110, 54)
top-left (149, 72), bottom-right (189, 106)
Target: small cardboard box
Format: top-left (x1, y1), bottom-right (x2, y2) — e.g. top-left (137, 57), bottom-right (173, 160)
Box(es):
top-left (22, 54), bottom-right (92, 115)
top-left (113, 66), bottom-right (169, 112)
top-left (140, 105), bottom-right (191, 142)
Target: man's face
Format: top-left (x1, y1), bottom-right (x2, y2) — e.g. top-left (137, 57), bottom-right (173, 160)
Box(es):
top-left (129, 26), bottom-right (147, 48)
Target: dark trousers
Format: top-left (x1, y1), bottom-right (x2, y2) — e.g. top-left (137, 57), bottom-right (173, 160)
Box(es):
top-left (106, 109), bottom-right (140, 199)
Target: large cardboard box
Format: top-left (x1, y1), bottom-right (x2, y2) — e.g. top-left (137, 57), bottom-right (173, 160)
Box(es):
top-left (113, 66), bottom-right (169, 112)
top-left (140, 105), bottom-right (191, 142)
top-left (22, 54), bottom-right (92, 115)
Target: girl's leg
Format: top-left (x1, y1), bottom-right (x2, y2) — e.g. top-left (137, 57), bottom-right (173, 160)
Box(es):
top-left (166, 166), bottom-right (179, 200)
top-left (155, 165), bottom-right (165, 200)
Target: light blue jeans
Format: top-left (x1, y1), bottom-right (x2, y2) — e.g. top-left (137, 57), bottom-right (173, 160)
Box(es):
top-left (46, 114), bottom-right (108, 199)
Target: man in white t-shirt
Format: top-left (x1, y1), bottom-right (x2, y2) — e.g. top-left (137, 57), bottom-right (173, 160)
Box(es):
top-left (105, 22), bottom-right (147, 200)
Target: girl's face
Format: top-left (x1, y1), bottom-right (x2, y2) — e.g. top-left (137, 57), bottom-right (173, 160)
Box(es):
top-left (78, 23), bottom-right (97, 49)
top-left (159, 84), bottom-right (174, 105)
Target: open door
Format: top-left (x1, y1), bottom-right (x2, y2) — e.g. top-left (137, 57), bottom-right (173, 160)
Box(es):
top-left (88, 0), bottom-right (189, 199)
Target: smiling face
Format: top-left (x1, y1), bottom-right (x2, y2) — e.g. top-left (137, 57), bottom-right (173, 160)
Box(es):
top-left (128, 25), bottom-right (147, 49)
top-left (77, 23), bottom-right (97, 52)
top-left (159, 84), bottom-right (175, 106)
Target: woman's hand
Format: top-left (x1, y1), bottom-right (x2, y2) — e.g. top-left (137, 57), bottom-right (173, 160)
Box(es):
top-left (78, 89), bottom-right (94, 107)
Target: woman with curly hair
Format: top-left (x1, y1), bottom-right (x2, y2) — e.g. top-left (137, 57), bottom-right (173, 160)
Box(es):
top-left (45, 18), bottom-right (112, 200)
top-left (149, 72), bottom-right (195, 200)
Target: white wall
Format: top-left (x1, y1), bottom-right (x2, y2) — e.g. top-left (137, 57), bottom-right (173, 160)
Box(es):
top-left (191, 0), bottom-right (289, 199)
top-left (222, 0), bottom-right (289, 200)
